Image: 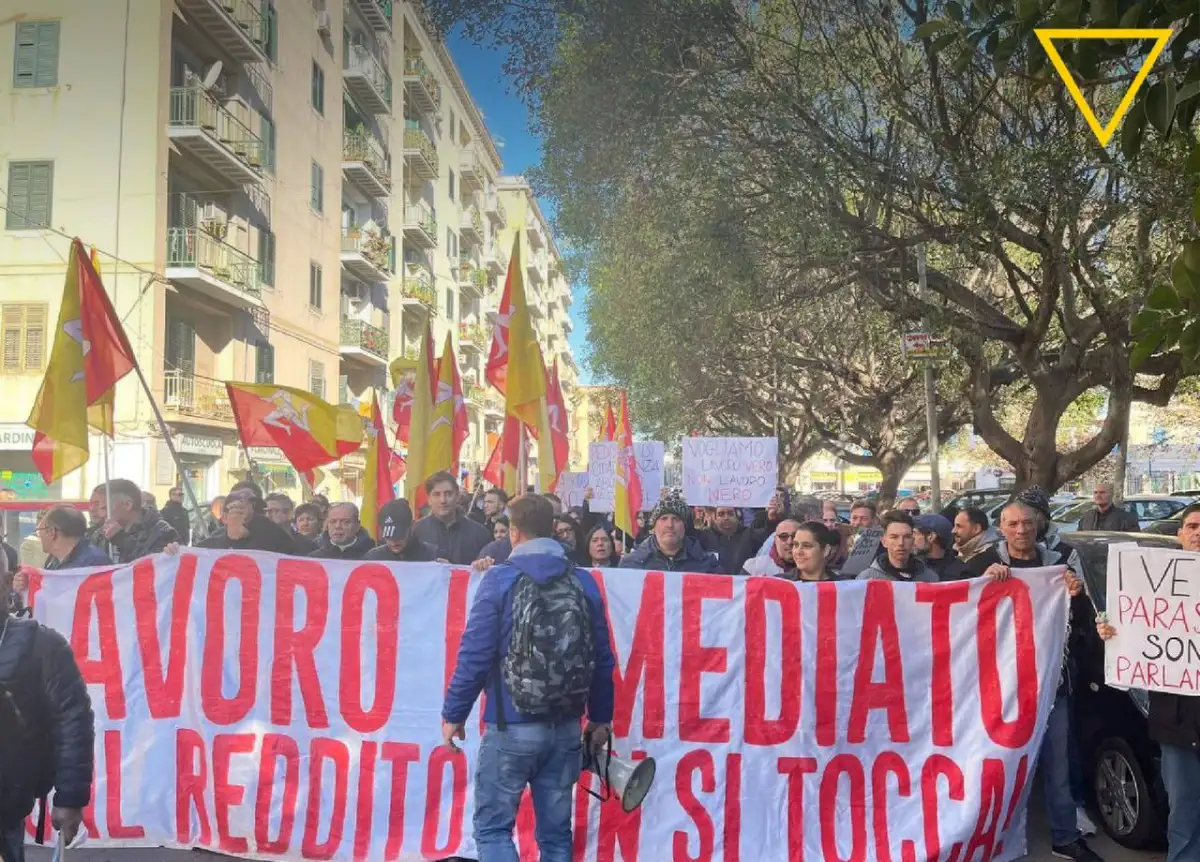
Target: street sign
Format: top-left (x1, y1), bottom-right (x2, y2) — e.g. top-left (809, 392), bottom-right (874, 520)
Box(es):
top-left (902, 332), bottom-right (950, 360)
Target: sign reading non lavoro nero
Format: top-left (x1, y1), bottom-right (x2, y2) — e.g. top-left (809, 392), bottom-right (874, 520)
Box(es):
top-left (587, 441), bottom-right (664, 512)
top-left (682, 436), bottom-right (779, 508)
top-left (1105, 544), bottom-right (1200, 695)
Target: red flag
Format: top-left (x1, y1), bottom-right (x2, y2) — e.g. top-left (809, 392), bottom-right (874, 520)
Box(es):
top-left (547, 361), bottom-right (570, 485)
top-left (77, 243), bottom-right (136, 402)
top-left (483, 414), bottom-right (524, 495)
top-left (361, 394), bottom-right (396, 540)
top-left (614, 390), bottom-right (642, 537)
top-left (448, 349), bottom-right (469, 473)
top-left (485, 242), bottom-right (519, 393)
top-left (390, 327), bottom-right (438, 444)
top-left (389, 451), bottom-right (407, 484)
top-left (602, 403), bottom-right (617, 442)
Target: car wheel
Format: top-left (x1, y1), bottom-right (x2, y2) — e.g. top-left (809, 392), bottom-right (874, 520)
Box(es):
top-left (1092, 736), bottom-right (1163, 849)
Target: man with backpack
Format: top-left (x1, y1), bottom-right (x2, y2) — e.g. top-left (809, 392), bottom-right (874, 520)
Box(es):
top-left (441, 495), bottom-right (616, 862)
top-left (0, 545), bottom-right (94, 861)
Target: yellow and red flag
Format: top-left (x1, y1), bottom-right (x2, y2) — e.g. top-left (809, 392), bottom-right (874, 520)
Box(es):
top-left (449, 345), bottom-right (469, 473)
top-left (601, 403), bottom-right (617, 442)
top-left (225, 382), bottom-right (362, 485)
top-left (28, 239), bottom-right (137, 483)
top-left (547, 360), bottom-right (571, 483)
top-left (483, 414), bottom-right (526, 497)
top-left (485, 238), bottom-right (519, 393)
top-left (405, 320), bottom-right (437, 509)
top-left (361, 394), bottom-right (395, 540)
top-left (613, 390), bottom-right (642, 538)
top-left (424, 333), bottom-right (460, 479)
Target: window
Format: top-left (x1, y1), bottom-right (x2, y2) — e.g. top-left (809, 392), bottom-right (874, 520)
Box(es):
top-left (448, 168), bottom-right (456, 201)
top-left (445, 288), bottom-right (455, 319)
top-left (260, 115), bottom-right (276, 174)
top-left (255, 342), bottom-right (275, 383)
top-left (5, 161), bottom-right (53, 229)
top-left (1, 303), bottom-right (46, 372)
top-left (263, 0), bottom-right (278, 62)
top-left (309, 262), bottom-right (323, 309)
top-left (310, 161), bottom-right (324, 212)
top-left (258, 229), bottom-right (276, 287)
top-left (13, 21), bottom-right (59, 88)
top-left (308, 360), bottom-right (326, 399)
top-left (165, 317), bottom-right (196, 374)
top-left (338, 374), bottom-right (349, 405)
top-left (311, 61), bottom-right (325, 114)
top-left (449, 109), bottom-right (456, 143)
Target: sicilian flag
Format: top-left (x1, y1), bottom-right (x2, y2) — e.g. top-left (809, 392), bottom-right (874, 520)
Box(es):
top-left (601, 403), bottom-right (617, 442)
top-left (360, 394), bottom-right (395, 540)
top-left (613, 391), bottom-right (642, 538)
top-left (485, 236), bottom-right (521, 393)
top-left (226, 383), bottom-right (363, 485)
top-left (28, 239), bottom-right (137, 482)
top-left (483, 414), bottom-right (525, 497)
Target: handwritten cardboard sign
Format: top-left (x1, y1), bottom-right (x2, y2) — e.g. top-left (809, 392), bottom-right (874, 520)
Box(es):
top-left (557, 471), bottom-right (590, 510)
top-left (682, 437), bottom-right (780, 507)
top-left (588, 441), bottom-right (665, 512)
top-left (1105, 544), bottom-right (1200, 695)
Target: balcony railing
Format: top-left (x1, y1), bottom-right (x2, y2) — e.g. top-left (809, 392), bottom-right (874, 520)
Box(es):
top-left (166, 227), bottom-right (261, 299)
top-left (344, 44), bottom-right (393, 114)
top-left (402, 262), bottom-right (436, 307)
top-left (403, 201), bottom-right (437, 244)
top-left (341, 228), bottom-right (394, 274)
top-left (403, 53), bottom-right (442, 114)
top-left (459, 322), bottom-right (490, 346)
top-left (458, 261), bottom-right (488, 292)
top-left (460, 206), bottom-right (483, 239)
top-left (403, 122), bottom-right (438, 177)
top-left (460, 148), bottom-right (486, 189)
top-left (485, 193), bottom-right (507, 226)
top-left (176, 0), bottom-right (267, 61)
top-left (163, 370), bottom-right (234, 422)
top-left (168, 87), bottom-right (264, 176)
top-left (342, 129), bottom-right (390, 190)
top-left (340, 317), bottom-right (389, 361)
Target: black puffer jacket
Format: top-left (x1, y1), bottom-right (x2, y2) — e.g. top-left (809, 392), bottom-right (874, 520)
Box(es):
top-left (619, 536), bottom-right (722, 573)
top-left (0, 617), bottom-right (94, 827)
top-left (199, 516), bottom-right (296, 555)
top-left (107, 508), bottom-right (178, 564)
top-left (159, 501), bottom-right (191, 545)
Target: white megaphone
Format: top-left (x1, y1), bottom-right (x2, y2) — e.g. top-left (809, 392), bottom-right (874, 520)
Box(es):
top-left (582, 748), bottom-right (657, 813)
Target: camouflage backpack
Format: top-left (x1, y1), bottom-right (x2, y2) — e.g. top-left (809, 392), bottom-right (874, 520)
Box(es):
top-left (502, 562), bottom-right (596, 718)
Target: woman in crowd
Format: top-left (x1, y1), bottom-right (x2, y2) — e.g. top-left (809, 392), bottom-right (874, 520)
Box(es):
top-left (585, 524), bottom-right (622, 568)
top-left (492, 515), bottom-right (510, 543)
top-left (741, 518), bottom-right (800, 577)
top-left (788, 521), bottom-right (842, 582)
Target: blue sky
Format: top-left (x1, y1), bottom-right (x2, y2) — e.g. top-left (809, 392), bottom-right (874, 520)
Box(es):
top-left (448, 32), bottom-right (592, 383)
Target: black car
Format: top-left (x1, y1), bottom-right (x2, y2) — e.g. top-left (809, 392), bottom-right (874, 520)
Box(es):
top-left (1070, 530), bottom-right (1181, 850)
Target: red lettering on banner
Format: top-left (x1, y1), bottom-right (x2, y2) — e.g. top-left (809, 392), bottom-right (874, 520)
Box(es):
top-left (381, 742), bottom-right (421, 859)
top-left (574, 779), bottom-right (593, 860)
top-left (595, 571), bottom-right (665, 739)
top-left (977, 579), bottom-right (1038, 748)
top-left (339, 564), bottom-right (400, 733)
top-left (674, 749), bottom-right (716, 861)
top-left (848, 581), bottom-right (910, 745)
top-left (271, 558), bottom-right (330, 728)
top-left (744, 578), bottom-right (800, 746)
top-left (815, 582), bottom-right (839, 747)
top-left (422, 746), bottom-right (466, 857)
top-left (680, 575), bottom-right (732, 743)
top-left (103, 730), bottom-right (144, 839)
top-left (25, 569), bottom-right (42, 611)
top-left (820, 754), bottom-right (866, 862)
top-left (133, 555), bottom-right (195, 720)
top-left (70, 571), bottom-right (125, 718)
top-left (516, 790), bottom-right (537, 859)
top-left (871, 752), bottom-right (915, 862)
top-left (723, 753), bottom-right (742, 862)
top-left (778, 757), bottom-right (819, 861)
top-left (916, 582), bottom-right (970, 747)
top-left (964, 758), bottom-right (1006, 860)
top-left (255, 734), bottom-right (300, 854)
top-left (353, 741), bottom-right (378, 861)
top-left (201, 555), bottom-right (261, 725)
top-left (302, 737), bottom-right (349, 859)
top-left (994, 754), bottom-right (1030, 858)
top-left (920, 754), bottom-right (964, 862)
top-left (175, 728), bottom-right (212, 846)
top-left (443, 568), bottom-right (470, 691)
top-left (212, 733), bottom-right (255, 854)
top-left (574, 752), bottom-right (647, 862)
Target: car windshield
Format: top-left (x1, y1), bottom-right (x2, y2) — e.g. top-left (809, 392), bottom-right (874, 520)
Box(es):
top-left (1053, 501), bottom-right (1092, 523)
top-left (1074, 533), bottom-right (1183, 612)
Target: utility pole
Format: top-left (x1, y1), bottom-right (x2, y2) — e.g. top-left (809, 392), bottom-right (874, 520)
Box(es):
top-left (917, 246), bottom-right (941, 506)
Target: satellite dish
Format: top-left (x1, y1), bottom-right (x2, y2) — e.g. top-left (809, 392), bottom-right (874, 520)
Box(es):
top-left (201, 61), bottom-right (223, 90)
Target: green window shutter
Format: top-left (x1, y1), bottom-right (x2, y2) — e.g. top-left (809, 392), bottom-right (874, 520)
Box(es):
top-left (13, 22), bottom-right (59, 88)
top-left (6, 162), bottom-right (31, 229)
top-left (27, 162), bottom-right (52, 227)
top-left (13, 23), bottom-right (37, 87)
top-left (311, 162), bottom-right (323, 212)
top-left (255, 342), bottom-right (274, 383)
top-left (262, 0), bottom-right (277, 62)
top-left (34, 22), bottom-right (58, 87)
top-left (260, 115), bottom-right (275, 174)
top-left (258, 229), bottom-right (275, 286)
top-left (338, 375), bottom-right (349, 405)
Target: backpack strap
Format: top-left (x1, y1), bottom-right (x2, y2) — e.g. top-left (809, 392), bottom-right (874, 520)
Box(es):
top-left (492, 658), bottom-right (507, 732)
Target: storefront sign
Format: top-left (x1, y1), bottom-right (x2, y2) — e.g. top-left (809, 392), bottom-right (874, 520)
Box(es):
top-left (176, 434), bottom-right (223, 458)
top-left (247, 446), bottom-right (286, 463)
top-left (0, 424), bottom-right (35, 451)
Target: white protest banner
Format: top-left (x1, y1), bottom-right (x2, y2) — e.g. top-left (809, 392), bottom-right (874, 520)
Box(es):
top-left (1105, 544), bottom-right (1200, 694)
top-left (557, 471), bottom-right (590, 510)
top-left (588, 441), bottom-right (665, 512)
top-left (29, 550), bottom-right (1066, 860)
top-left (682, 436), bottom-right (780, 507)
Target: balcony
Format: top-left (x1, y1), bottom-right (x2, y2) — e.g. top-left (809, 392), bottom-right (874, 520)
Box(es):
top-left (563, 316), bottom-right (574, 333)
top-left (342, 129), bottom-right (390, 199)
top-left (403, 53), bottom-right (441, 117)
top-left (459, 321), bottom-right (489, 352)
top-left (485, 242), bottom-right (506, 276)
top-left (401, 261), bottom-right (436, 311)
top-left (403, 123), bottom-right (438, 180)
top-left (460, 147), bottom-right (486, 191)
top-left (166, 227), bottom-right (262, 309)
top-left (459, 206), bottom-right (483, 245)
top-left (482, 388), bottom-right (504, 418)
top-left (402, 201), bottom-right (437, 249)
top-left (526, 216), bottom-right (545, 249)
top-left (168, 88), bottom-right (264, 185)
top-left (176, 0), bottom-right (267, 62)
top-left (353, 0), bottom-right (392, 31)
top-left (485, 193), bottom-right (507, 228)
top-left (458, 260), bottom-right (488, 297)
top-left (526, 257), bottom-right (545, 285)
top-left (340, 228), bottom-right (394, 283)
top-left (340, 317), bottom-right (389, 367)
top-left (163, 370), bottom-right (235, 424)
top-left (528, 299), bottom-right (545, 318)
top-left (344, 45), bottom-right (392, 115)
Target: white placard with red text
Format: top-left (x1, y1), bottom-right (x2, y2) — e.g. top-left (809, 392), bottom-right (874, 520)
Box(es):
top-left (682, 437), bottom-right (779, 507)
top-left (1105, 544), bottom-right (1200, 695)
top-left (29, 551), bottom-right (1067, 861)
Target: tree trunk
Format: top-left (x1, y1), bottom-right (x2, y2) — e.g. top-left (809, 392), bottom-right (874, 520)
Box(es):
top-left (875, 451), bottom-right (905, 511)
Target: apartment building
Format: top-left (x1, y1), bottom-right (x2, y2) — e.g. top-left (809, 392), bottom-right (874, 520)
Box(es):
top-left (0, 0), bottom-right (577, 507)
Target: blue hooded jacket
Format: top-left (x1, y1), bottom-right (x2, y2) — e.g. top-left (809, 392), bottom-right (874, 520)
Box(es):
top-left (442, 537), bottom-right (616, 726)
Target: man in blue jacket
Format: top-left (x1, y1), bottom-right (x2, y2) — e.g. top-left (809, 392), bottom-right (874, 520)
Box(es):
top-left (441, 495), bottom-right (616, 862)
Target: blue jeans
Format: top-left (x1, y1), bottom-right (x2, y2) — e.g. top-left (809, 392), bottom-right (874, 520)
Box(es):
top-left (1040, 694), bottom-right (1081, 847)
top-left (1160, 743), bottom-right (1200, 862)
top-left (474, 720), bottom-right (583, 862)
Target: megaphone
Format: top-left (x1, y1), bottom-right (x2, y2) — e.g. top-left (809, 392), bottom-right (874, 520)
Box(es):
top-left (582, 749), bottom-right (657, 813)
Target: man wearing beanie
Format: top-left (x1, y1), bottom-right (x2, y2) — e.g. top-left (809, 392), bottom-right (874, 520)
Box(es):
top-left (365, 500), bottom-right (439, 563)
top-left (1017, 486), bottom-right (1081, 573)
top-left (914, 513), bottom-right (967, 580)
top-left (621, 489), bottom-right (721, 572)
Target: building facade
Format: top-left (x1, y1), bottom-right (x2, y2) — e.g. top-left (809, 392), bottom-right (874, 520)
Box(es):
top-left (0, 0), bottom-right (577, 510)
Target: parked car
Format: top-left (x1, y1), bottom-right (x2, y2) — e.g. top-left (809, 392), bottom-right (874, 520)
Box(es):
top-left (1071, 530), bottom-right (1182, 850)
top-left (946, 489), bottom-right (1009, 513)
top-left (1055, 495), bottom-right (1191, 535)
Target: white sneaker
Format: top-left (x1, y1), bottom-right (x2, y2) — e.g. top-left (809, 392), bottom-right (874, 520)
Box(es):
top-left (1076, 806), bottom-right (1098, 836)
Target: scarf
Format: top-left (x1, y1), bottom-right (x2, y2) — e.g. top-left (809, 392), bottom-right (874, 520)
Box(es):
top-left (768, 539), bottom-right (796, 576)
top-left (955, 530), bottom-right (991, 562)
